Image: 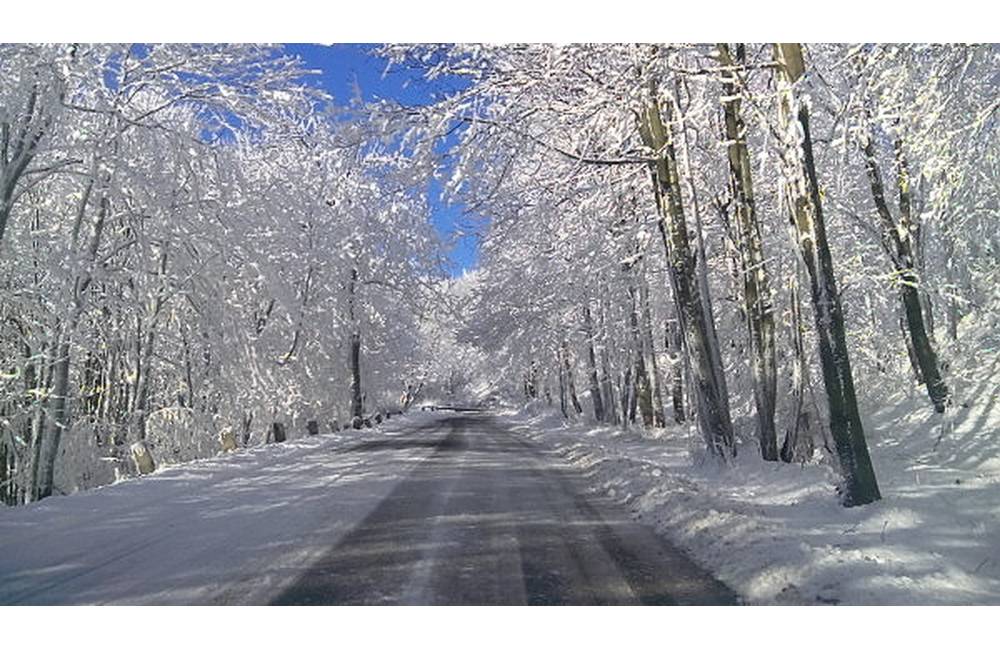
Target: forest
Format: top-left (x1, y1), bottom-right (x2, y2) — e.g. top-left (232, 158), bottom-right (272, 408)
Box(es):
top-left (1, 43), bottom-right (998, 511)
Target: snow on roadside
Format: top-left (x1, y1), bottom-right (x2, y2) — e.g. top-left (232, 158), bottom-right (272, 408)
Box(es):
top-left (0, 410), bottom-right (450, 605)
top-left (502, 379), bottom-right (1000, 604)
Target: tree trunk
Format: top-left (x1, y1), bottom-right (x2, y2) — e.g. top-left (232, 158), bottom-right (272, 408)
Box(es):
top-left (34, 178), bottom-right (110, 500)
top-left (1, 437), bottom-right (12, 506)
top-left (558, 349), bottom-right (568, 418)
top-left (665, 318), bottom-right (685, 424)
top-left (627, 283), bottom-right (654, 426)
top-left (900, 304), bottom-right (924, 384)
top-left (638, 72), bottom-right (734, 456)
top-left (598, 293), bottom-right (619, 425)
top-left (639, 278), bottom-right (666, 427)
top-left (0, 193), bottom-right (14, 249)
top-left (27, 399), bottom-right (45, 502)
top-left (944, 224), bottom-right (960, 341)
top-left (620, 366), bottom-right (634, 429)
top-left (583, 302), bottom-right (606, 422)
top-left (674, 80), bottom-right (732, 441)
top-left (781, 271), bottom-right (813, 462)
top-left (861, 124), bottom-right (948, 412)
top-left (900, 279), bottom-right (947, 410)
top-left (25, 339), bottom-right (50, 503)
top-left (35, 334), bottom-right (71, 500)
top-left (718, 43), bottom-right (779, 460)
top-left (348, 267), bottom-right (363, 421)
top-left (600, 352), bottom-right (618, 425)
top-left (562, 340), bottom-right (583, 415)
top-left (0, 85), bottom-right (48, 252)
top-left (130, 250), bottom-right (169, 442)
top-left (774, 43), bottom-right (880, 506)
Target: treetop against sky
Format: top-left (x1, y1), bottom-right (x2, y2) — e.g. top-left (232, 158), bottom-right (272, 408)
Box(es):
top-left (285, 43), bottom-right (479, 276)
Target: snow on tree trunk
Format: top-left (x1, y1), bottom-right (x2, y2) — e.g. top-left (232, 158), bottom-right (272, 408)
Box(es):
top-left (774, 43), bottom-right (880, 506)
top-left (861, 125), bottom-right (949, 412)
top-left (781, 270), bottom-right (814, 462)
top-left (0, 78), bottom-right (57, 253)
top-left (35, 335), bottom-right (71, 500)
top-left (639, 78), bottom-right (734, 457)
top-left (717, 43), bottom-right (779, 461)
top-left (33, 181), bottom-right (110, 501)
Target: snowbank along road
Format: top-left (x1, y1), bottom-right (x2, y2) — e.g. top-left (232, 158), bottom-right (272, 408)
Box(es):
top-left (0, 412), bottom-right (736, 605)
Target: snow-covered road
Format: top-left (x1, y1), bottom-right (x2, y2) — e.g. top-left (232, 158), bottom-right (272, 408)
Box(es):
top-left (0, 411), bottom-right (735, 605)
top-left (0, 413), bottom-right (449, 604)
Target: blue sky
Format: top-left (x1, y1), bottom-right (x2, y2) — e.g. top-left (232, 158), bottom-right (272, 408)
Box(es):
top-left (283, 44), bottom-right (478, 277)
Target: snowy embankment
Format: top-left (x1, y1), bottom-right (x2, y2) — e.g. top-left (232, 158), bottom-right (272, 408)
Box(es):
top-left (0, 411), bottom-right (450, 605)
top-left (503, 349), bottom-right (1000, 605)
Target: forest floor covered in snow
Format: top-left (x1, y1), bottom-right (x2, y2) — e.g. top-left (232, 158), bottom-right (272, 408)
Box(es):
top-left (505, 333), bottom-right (1000, 605)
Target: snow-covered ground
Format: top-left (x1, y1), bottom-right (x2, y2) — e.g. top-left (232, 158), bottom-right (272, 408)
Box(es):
top-left (504, 340), bottom-right (1000, 605)
top-left (6, 355), bottom-right (1000, 606)
top-left (0, 411), bottom-right (451, 605)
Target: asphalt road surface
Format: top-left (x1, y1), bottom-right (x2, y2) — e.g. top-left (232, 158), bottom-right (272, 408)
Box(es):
top-left (271, 414), bottom-right (737, 605)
